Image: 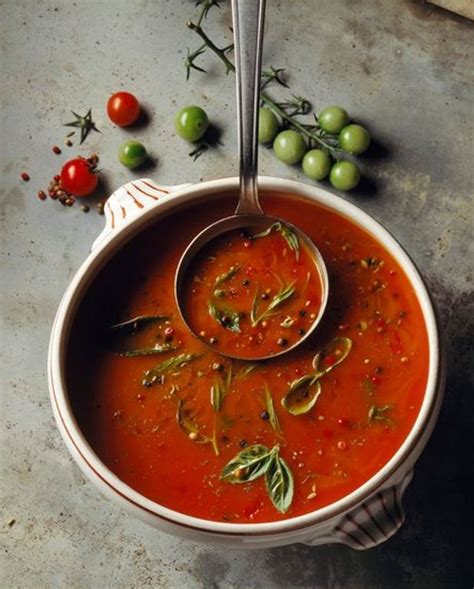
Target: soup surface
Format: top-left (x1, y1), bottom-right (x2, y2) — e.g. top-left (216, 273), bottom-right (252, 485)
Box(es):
top-left (68, 193), bottom-right (429, 523)
top-left (183, 224), bottom-right (324, 359)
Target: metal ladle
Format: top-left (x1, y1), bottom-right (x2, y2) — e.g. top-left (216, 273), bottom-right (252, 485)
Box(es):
top-left (175, 0), bottom-right (329, 361)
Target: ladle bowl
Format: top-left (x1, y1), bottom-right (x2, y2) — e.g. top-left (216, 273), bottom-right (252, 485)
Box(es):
top-left (174, 0), bottom-right (330, 360)
top-left (175, 212), bottom-right (329, 360)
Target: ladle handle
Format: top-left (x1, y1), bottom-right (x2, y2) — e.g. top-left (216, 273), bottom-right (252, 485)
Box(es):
top-left (232, 0), bottom-right (266, 215)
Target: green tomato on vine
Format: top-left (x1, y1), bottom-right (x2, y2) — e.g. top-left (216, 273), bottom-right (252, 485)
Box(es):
top-left (329, 160), bottom-right (361, 191)
top-left (258, 108), bottom-right (280, 144)
top-left (339, 124), bottom-right (371, 155)
top-left (273, 130), bottom-right (306, 165)
top-left (318, 106), bottom-right (349, 134)
top-left (302, 149), bottom-right (332, 181)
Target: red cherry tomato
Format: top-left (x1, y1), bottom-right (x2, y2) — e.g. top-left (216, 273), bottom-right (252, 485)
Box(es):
top-left (60, 158), bottom-right (98, 197)
top-left (107, 91), bottom-right (140, 127)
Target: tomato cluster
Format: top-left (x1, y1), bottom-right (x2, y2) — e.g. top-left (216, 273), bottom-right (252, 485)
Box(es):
top-left (259, 105), bottom-right (370, 191)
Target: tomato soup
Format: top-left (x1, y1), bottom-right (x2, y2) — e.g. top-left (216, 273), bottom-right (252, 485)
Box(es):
top-left (68, 193), bottom-right (429, 523)
top-left (182, 223), bottom-right (323, 359)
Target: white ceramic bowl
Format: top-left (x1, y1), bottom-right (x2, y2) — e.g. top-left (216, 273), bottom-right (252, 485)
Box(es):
top-left (48, 176), bottom-right (445, 550)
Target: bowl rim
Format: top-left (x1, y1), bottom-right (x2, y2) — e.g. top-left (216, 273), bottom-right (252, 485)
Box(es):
top-left (48, 175), bottom-right (441, 536)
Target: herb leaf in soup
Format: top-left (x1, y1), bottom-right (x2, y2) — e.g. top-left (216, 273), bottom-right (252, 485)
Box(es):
top-left (312, 337), bottom-right (352, 376)
top-left (264, 385), bottom-right (282, 433)
top-left (281, 374), bottom-right (322, 415)
top-left (265, 450), bottom-right (294, 513)
top-left (176, 399), bottom-right (212, 445)
top-left (109, 315), bottom-right (169, 334)
top-left (251, 281), bottom-right (296, 327)
top-left (117, 343), bottom-right (176, 356)
top-left (210, 365), bottom-right (232, 412)
top-left (235, 362), bottom-right (258, 379)
top-left (220, 444), bottom-right (272, 484)
top-left (214, 265), bottom-right (240, 288)
top-left (210, 380), bottom-right (225, 411)
top-left (368, 404), bottom-right (393, 424)
top-left (252, 222), bottom-right (300, 260)
top-left (208, 302), bottom-right (241, 333)
top-left (142, 353), bottom-right (200, 386)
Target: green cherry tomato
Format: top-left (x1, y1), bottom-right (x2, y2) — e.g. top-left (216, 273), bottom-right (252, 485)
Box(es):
top-left (329, 160), bottom-right (361, 191)
top-left (258, 107), bottom-right (280, 144)
top-left (174, 105), bottom-right (209, 142)
top-left (302, 149), bottom-right (332, 181)
top-left (339, 124), bottom-right (371, 154)
top-left (318, 106), bottom-right (349, 134)
top-left (118, 140), bottom-right (147, 169)
top-left (273, 130), bottom-right (306, 165)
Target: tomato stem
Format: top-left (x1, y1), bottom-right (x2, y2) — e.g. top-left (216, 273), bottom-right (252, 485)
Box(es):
top-left (186, 6), bottom-right (342, 156)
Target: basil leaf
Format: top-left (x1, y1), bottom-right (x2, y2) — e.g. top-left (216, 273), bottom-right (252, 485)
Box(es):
top-left (220, 444), bottom-right (272, 484)
top-left (265, 451), bottom-right (294, 514)
top-left (281, 374), bottom-right (322, 416)
top-left (208, 302), bottom-right (241, 333)
top-left (312, 337), bottom-right (352, 375)
top-left (143, 353), bottom-right (199, 386)
top-left (110, 315), bottom-right (169, 334)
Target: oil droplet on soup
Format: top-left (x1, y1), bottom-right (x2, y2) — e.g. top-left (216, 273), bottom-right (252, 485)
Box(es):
top-left (68, 194), bottom-right (429, 524)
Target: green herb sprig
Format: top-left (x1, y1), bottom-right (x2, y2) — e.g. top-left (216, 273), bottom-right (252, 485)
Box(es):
top-left (109, 315), bottom-right (169, 334)
top-left (220, 444), bottom-right (294, 513)
top-left (281, 337), bottom-right (352, 415)
top-left (210, 364), bottom-right (232, 412)
top-left (116, 343), bottom-right (176, 357)
top-left (368, 404), bottom-right (393, 425)
top-left (142, 353), bottom-right (200, 387)
top-left (208, 302), bottom-right (241, 333)
top-left (251, 281), bottom-right (296, 327)
top-left (64, 108), bottom-right (100, 144)
top-left (264, 385), bottom-right (281, 434)
top-left (252, 222), bottom-right (300, 260)
top-left (177, 398), bottom-right (219, 455)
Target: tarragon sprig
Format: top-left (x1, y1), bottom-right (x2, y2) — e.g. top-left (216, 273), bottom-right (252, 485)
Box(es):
top-left (251, 281), bottom-right (296, 327)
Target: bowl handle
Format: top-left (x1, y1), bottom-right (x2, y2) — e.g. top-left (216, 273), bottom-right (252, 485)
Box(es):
top-left (303, 469), bottom-right (413, 550)
top-left (91, 178), bottom-right (193, 251)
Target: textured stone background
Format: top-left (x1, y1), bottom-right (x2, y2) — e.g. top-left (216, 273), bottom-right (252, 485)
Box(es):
top-left (1, 1), bottom-right (473, 587)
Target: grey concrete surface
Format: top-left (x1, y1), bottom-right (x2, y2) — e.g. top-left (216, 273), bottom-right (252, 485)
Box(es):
top-left (1, 1), bottom-right (473, 587)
